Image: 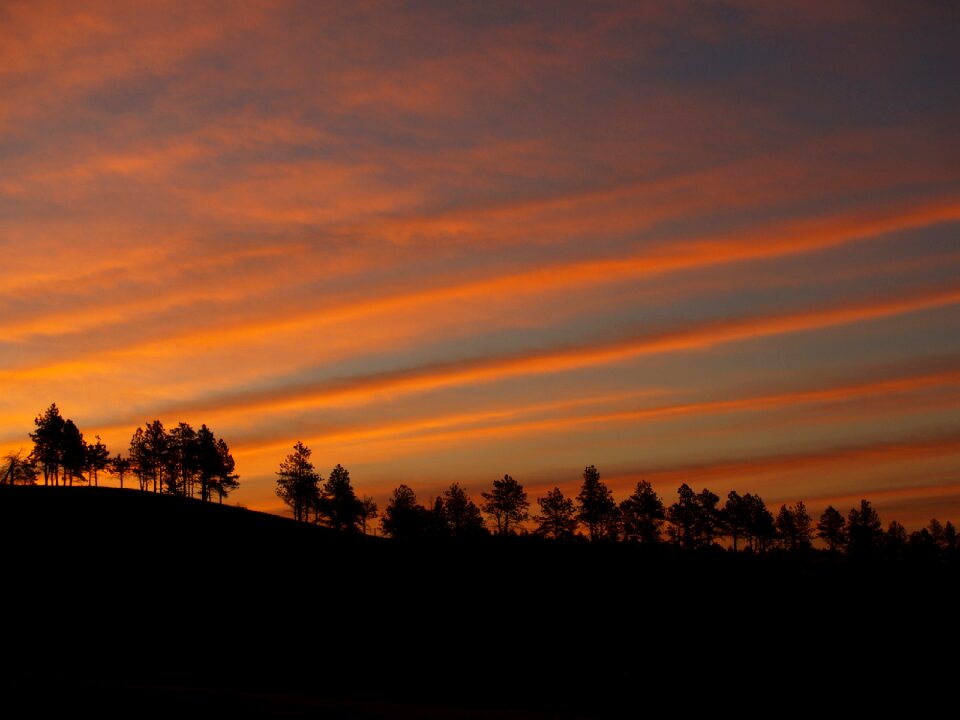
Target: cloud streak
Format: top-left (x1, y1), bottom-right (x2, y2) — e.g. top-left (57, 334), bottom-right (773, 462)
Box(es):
top-left (228, 367), bottom-right (960, 456)
top-left (72, 282), bottom-right (960, 426)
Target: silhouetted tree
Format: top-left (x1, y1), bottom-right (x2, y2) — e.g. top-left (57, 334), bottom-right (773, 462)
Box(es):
top-left (110, 454), bottom-right (131, 489)
top-left (577, 465), bottom-right (619, 541)
top-left (318, 464), bottom-right (361, 532)
top-left (60, 419), bottom-right (86, 486)
top-left (275, 441), bottom-right (321, 523)
top-left (922, 518), bottom-right (957, 552)
top-left (534, 487), bottom-right (578, 540)
top-left (381, 484), bottom-right (432, 539)
top-left (85, 435), bottom-right (110, 487)
top-left (668, 484), bottom-right (723, 549)
top-left (195, 425), bottom-right (219, 502)
top-left (908, 527), bottom-right (938, 556)
top-left (694, 488), bottom-right (722, 547)
top-left (440, 483), bottom-right (485, 538)
top-left (481, 474), bottom-right (529, 535)
top-left (776, 501), bottom-right (812, 551)
top-left (1, 450), bottom-right (37, 485)
top-left (884, 521), bottom-right (908, 556)
top-left (846, 500), bottom-right (882, 555)
top-left (210, 438), bottom-right (239, 503)
top-left (167, 423), bottom-right (198, 496)
top-left (943, 521), bottom-right (957, 552)
top-left (742, 493), bottom-right (776, 553)
top-left (428, 497), bottom-right (449, 538)
top-left (140, 420), bottom-right (169, 493)
top-left (128, 428), bottom-right (147, 491)
top-left (817, 505), bottom-right (846, 553)
top-left (619, 481), bottom-right (664, 545)
top-left (358, 496), bottom-right (378, 535)
top-left (667, 484), bottom-right (697, 548)
top-left (722, 491), bottom-right (750, 552)
top-left (30, 404), bottom-right (65, 485)
top-left (776, 505), bottom-right (794, 548)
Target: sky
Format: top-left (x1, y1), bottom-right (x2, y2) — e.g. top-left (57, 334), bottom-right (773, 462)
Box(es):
top-left (1, 0), bottom-right (959, 528)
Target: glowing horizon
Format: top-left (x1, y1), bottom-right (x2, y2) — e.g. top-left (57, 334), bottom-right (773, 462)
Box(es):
top-left (2, 1), bottom-right (958, 530)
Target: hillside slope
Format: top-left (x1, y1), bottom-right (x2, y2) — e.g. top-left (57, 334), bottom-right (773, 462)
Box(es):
top-left (1, 485), bottom-right (957, 716)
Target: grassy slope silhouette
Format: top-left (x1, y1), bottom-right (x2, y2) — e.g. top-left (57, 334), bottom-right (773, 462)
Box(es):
top-left (1, 485), bottom-right (956, 716)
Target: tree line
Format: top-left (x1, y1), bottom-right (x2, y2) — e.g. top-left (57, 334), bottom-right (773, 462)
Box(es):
top-left (1, 404), bottom-right (239, 503)
top-left (4, 410), bottom-right (955, 559)
top-left (274, 443), bottom-right (958, 558)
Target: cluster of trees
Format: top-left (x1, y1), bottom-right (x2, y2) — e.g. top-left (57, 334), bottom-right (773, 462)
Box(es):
top-left (274, 442), bottom-right (377, 531)
top-left (380, 482), bottom-right (486, 539)
top-left (10, 404), bottom-right (109, 487)
top-left (303, 457), bottom-right (953, 556)
top-left (270, 446), bottom-right (957, 556)
top-left (1, 404), bottom-right (239, 503)
top-left (126, 419), bottom-right (238, 501)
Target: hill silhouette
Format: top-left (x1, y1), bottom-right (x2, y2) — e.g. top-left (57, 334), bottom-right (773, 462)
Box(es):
top-left (0, 484), bottom-right (355, 548)
top-left (2, 485), bottom-right (957, 716)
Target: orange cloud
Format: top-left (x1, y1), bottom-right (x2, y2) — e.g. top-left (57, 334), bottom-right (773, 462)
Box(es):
top-left (13, 282), bottom-right (956, 444)
top-left (2, 196), bottom-right (956, 374)
top-left (622, 435), bottom-right (960, 491)
top-left (225, 366), bottom-right (960, 460)
top-left (163, 284), bottom-right (960, 417)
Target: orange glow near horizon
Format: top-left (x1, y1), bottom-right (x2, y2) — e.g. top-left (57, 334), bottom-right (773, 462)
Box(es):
top-left (1, 1), bottom-right (959, 530)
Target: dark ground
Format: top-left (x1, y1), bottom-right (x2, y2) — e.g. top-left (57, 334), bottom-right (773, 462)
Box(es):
top-left (1, 485), bottom-right (957, 717)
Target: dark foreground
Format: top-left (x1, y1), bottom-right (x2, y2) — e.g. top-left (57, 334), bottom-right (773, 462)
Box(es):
top-left (1, 485), bottom-right (957, 716)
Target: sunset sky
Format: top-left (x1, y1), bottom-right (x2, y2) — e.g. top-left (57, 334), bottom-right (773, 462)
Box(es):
top-left (2, 1), bottom-right (958, 527)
